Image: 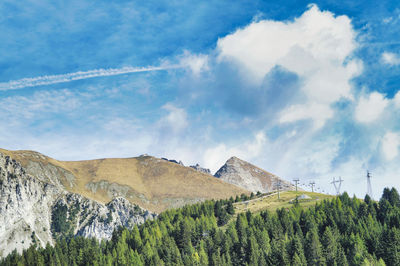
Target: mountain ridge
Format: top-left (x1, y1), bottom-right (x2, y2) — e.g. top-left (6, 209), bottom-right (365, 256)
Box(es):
top-left (0, 148), bottom-right (248, 213)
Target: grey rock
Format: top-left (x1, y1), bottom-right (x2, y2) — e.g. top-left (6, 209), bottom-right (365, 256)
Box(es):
top-left (0, 153), bottom-right (155, 257)
top-left (214, 156), bottom-right (295, 193)
top-left (190, 164), bottom-right (211, 175)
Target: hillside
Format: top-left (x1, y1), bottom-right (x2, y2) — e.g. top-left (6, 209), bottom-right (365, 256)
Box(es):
top-left (234, 191), bottom-right (334, 214)
top-left (0, 149), bottom-right (248, 213)
top-left (3, 188), bottom-right (397, 265)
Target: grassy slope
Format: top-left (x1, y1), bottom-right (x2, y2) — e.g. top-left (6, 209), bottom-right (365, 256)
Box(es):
top-left (234, 191), bottom-right (334, 214)
top-left (217, 191), bottom-right (335, 231)
top-left (0, 149), bottom-right (248, 213)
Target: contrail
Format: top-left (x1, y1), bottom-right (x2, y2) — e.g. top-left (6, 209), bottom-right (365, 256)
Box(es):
top-left (0, 65), bottom-right (180, 91)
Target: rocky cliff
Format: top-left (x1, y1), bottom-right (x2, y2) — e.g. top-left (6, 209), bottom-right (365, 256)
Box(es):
top-left (214, 156), bottom-right (295, 193)
top-left (0, 153), bottom-right (155, 257)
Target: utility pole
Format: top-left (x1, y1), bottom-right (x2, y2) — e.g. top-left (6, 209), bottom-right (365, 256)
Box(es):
top-left (293, 179), bottom-right (300, 193)
top-left (277, 180), bottom-right (281, 200)
top-left (309, 181), bottom-right (315, 193)
top-left (331, 177), bottom-right (344, 195)
top-left (367, 171), bottom-right (373, 199)
top-left (331, 177), bottom-right (338, 195)
top-left (338, 177), bottom-right (343, 195)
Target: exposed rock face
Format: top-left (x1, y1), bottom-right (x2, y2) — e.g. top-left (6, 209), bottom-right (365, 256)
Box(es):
top-left (0, 154), bottom-right (61, 257)
top-left (53, 195), bottom-right (155, 240)
top-left (189, 164), bottom-right (211, 175)
top-left (0, 153), bottom-right (155, 257)
top-left (214, 156), bottom-right (295, 193)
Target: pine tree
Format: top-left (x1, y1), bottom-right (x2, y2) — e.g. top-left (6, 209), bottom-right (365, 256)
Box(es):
top-left (292, 252), bottom-right (306, 266)
top-left (290, 232), bottom-right (306, 265)
top-left (321, 226), bottom-right (337, 265)
top-left (257, 229), bottom-right (271, 257)
top-left (247, 235), bottom-right (260, 265)
top-left (198, 241), bottom-right (209, 266)
top-left (380, 227), bottom-right (400, 265)
top-left (305, 228), bottom-right (326, 265)
top-left (227, 201), bottom-right (235, 215)
top-left (348, 233), bottom-right (367, 265)
top-left (336, 246), bottom-right (348, 266)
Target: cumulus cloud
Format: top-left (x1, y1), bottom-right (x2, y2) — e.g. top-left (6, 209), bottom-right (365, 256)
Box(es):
top-left (216, 4), bottom-right (361, 128)
top-left (381, 52), bottom-right (400, 66)
top-left (158, 103), bottom-right (188, 134)
top-left (295, 136), bottom-right (340, 175)
top-left (203, 131), bottom-right (267, 173)
top-left (279, 103), bottom-right (334, 129)
top-left (355, 92), bottom-right (389, 123)
top-left (394, 91), bottom-right (400, 107)
top-left (179, 50), bottom-right (209, 76)
top-left (381, 132), bottom-right (400, 160)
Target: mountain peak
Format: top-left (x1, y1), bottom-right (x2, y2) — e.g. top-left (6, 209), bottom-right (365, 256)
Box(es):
top-left (227, 156), bottom-right (241, 162)
top-left (215, 157), bottom-right (294, 193)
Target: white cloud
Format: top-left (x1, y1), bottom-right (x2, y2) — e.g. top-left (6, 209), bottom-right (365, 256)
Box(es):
top-left (216, 4), bottom-right (361, 128)
top-left (179, 50), bottom-right (209, 76)
top-left (394, 91), bottom-right (400, 107)
top-left (159, 103), bottom-right (188, 133)
top-left (295, 136), bottom-right (340, 175)
top-left (382, 17), bottom-right (393, 24)
top-left (0, 89), bottom-right (85, 119)
top-left (381, 52), bottom-right (400, 66)
top-left (381, 132), bottom-right (400, 160)
top-left (203, 131), bottom-right (267, 173)
top-left (279, 103), bottom-right (334, 129)
top-left (355, 91), bottom-right (389, 123)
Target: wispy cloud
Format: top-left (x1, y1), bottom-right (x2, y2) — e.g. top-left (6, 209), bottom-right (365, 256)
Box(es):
top-left (0, 65), bottom-right (180, 91)
top-left (381, 52), bottom-right (400, 66)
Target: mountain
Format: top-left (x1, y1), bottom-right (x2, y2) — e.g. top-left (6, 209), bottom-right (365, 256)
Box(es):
top-left (215, 156), bottom-right (295, 193)
top-left (0, 149), bottom-right (248, 213)
top-left (0, 153), bottom-right (155, 257)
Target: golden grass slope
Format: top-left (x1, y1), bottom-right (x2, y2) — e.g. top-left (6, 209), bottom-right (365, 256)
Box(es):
top-left (0, 149), bottom-right (248, 213)
top-left (234, 191), bottom-right (334, 214)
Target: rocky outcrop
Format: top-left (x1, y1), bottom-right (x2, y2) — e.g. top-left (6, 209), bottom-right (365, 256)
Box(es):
top-left (214, 156), bottom-right (295, 193)
top-left (189, 164), bottom-right (211, 175)
top-left (0, 153), bottom-right (155, 257)
top-left (0, 154), bottom-right (61, 257)
top-left (161, 157), bottom-right (184, 166)
top-left (52, 194), bottom-right (155, 240)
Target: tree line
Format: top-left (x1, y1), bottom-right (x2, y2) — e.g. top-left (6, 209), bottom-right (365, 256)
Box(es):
top-left (2, 188), bottom-right (400, 265)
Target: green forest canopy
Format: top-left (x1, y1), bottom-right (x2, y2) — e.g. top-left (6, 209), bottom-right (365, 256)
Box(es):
top-left (2, 188), bottom-right (400, 266)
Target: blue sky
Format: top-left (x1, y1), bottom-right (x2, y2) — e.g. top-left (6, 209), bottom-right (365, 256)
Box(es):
top-left (1, 1), bottom-right (400, 198)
